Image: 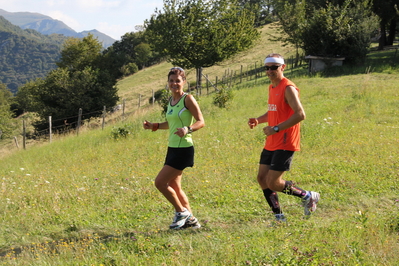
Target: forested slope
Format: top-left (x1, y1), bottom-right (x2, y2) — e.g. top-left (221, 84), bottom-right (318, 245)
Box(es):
top-left (0, 16), bottom-right (66, 93)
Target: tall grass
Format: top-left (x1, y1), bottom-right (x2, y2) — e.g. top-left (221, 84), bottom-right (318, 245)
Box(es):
top-left (1, 70), bottom-right (398, 265)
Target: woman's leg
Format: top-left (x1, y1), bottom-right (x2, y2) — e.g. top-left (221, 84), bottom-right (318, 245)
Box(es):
top-left (169, 174), bottom-right (192, 214)
top-left (154, 165), bottom-right (186, 212)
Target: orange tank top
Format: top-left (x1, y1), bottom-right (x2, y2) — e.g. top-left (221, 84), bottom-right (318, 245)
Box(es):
top-left (265, 77), bottom-right (301, 151)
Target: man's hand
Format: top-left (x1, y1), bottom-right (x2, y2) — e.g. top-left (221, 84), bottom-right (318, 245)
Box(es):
top-left (248, 118), bottom-right (259, 129)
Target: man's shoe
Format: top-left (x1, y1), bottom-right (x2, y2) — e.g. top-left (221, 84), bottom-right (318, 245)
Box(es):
top-left (302, 191), bottom-right (320, 216)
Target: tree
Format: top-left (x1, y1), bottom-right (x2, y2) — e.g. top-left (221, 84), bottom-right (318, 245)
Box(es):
top-left (372, 0), bottom-right (399, 49)
top-left (57, 34), bottom-right (102, 71)
top-left (13, 78), bottom-right (44, 115)
top-left (0, 83), bottom-right (14, 138)
top-left (237, 0), bottom-right (277, 26)
top-left (272, 0), bottom-right (379, 64)
top-left (101, 31), bottom-right (162, 79)
top-left (145, 0), bottom-right (260, 88)
top-left (269, 0), bottom-right (306, 65)
top-left (23, 35), bottom-right (119, 130)
top-left (134, 43), bottom-right (153, 69)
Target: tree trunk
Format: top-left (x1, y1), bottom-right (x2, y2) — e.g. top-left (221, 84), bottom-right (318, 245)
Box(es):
top-left (387, 17), bottom-right (397, 46)
top-left (378, 20), bottom-right (387, 50)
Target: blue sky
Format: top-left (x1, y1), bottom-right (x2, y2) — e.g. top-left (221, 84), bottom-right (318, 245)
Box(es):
top-left (0, 0), bottom-right (164, 40)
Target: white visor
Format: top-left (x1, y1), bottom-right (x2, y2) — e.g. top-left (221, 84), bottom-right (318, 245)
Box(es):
top-left (264, 57), bottom-right (284, 65)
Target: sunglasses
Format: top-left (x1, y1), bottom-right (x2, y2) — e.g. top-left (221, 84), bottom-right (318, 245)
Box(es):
top-left (264, 65), bottom-right (281, 71)
top-left (170, 67), bottom-right (184, 72)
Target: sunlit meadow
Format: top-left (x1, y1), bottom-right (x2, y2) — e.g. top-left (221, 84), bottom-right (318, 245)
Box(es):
top-left (1, 68), bottom-right (399, 265)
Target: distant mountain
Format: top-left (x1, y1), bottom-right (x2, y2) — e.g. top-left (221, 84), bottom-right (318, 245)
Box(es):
top-left (0, 9), bottom-right (116, 48)
top-left (0, 16), bottom-right (65, 93)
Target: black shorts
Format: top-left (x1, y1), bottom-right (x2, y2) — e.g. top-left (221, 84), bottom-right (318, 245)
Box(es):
top-left (164, 146), bottom-right (194, 170)
top-left (259, 149), bottom-right (295, 171)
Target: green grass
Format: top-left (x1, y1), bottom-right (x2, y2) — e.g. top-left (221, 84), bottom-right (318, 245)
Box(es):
top-left (1, 71), bottom-right (399, 265)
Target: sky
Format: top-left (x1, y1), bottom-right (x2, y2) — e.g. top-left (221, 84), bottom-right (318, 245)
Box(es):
top-left (0, 0), bottom-right (165, 40)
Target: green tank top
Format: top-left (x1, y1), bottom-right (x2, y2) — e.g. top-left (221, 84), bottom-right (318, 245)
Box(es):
top-left (166, 93), bottom-right (194, 148)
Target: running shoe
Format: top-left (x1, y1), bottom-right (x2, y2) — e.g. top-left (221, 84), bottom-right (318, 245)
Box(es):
top-left (275, 213), bottom-right (287, 223)
top-left (169, 208), bottom-right (192, 230)
top-left (183, 216), bottom-right (201, 229)
top-left (269, 213), bottom-right (287, 227)
top-left (302, 191), bottom-right (320, 216)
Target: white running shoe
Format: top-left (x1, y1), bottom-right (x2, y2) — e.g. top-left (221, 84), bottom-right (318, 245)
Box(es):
top-left (183, 216), bottom-right (201, 229)
top-left (302, 191), bottom-right (320, 216)
top-left (169, 208), bottom-right (192, 230)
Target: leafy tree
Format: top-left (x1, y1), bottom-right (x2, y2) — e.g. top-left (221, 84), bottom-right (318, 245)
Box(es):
top-left (101, 31), bottom-right (162, 79)
top-left (145, 0), bottom-right (260, 88)
top-left (0, 83), bottom-right (14, 138)
top-left (269, 0), bottom-right (306, 65)
top-left (134, 43), bottom-right (153, 69)
top-left (237, 0), bottom-right (276, 26)
top-left (23, 35), bottom-right (119, 130)
top-left (12, 78), bottom-right (44, 116)
top-left (57, 34), bottom-right (102, 71)
top-left (272, 0), bottom-right (378, 64)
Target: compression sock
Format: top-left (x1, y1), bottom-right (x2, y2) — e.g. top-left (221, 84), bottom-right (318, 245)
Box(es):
top-left (282, 181), bottom-right (308, 198)
top-left (263, 188), bottom-right (282, 214)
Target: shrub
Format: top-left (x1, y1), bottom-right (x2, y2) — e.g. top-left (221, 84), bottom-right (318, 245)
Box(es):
top-left (110, 124), bottom-right (134, 140)
top-left (213, 88), bottom-right (234, 109)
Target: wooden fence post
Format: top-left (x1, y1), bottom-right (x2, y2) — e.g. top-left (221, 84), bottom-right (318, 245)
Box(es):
top-left (240, 65), bottom-right (243, 83)
top-left (122, 99), bottom-right (126, 117)
top-left (23, 119), bottom-right (26, 150)
top-left (102, 106), bottom-right (106, 130)
top-left (206, 74), bottom-right (209, 94)
top-left (77, 108), bottom-right (82, 136)
top-left (49, 116), bottom-right (52, 143)
top-left (14, 136), bottom-right (19, 148)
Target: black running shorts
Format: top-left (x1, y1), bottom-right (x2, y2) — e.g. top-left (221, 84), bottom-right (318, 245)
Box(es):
top-left (259, 149), bottom-right (295, 171)
top-left (164, 146), bottom-right (194, 170)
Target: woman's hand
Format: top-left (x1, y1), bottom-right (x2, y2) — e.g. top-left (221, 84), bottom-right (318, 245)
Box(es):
top-left (174, 127), bottom-right (188, 137)
top-left (143, 120), bottom-right (152, 130)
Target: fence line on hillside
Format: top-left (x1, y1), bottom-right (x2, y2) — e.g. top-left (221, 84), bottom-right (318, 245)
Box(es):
top-left (4, 56), bottom-right (305, 151)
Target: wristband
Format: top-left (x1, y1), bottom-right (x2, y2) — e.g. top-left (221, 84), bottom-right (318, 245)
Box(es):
top-left (152, 123), bottom-right (159, 131)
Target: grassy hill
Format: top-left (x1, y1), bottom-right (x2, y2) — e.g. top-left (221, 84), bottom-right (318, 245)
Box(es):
top-left (0, 23), bottom-right (398, 265)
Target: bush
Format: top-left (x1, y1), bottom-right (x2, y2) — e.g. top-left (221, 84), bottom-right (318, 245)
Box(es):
top-left (213, 88), bottom-right (234, 109)
top-left (110, 124), bottom-right (134, 140)
top-left (120, 63), bottom-right (139, 77)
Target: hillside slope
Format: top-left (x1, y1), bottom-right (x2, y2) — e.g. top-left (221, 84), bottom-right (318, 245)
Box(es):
top-left (0, 16), bottom-right (64, 93)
